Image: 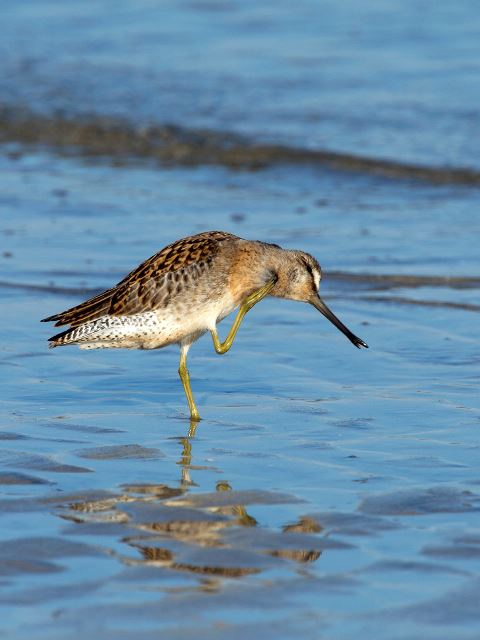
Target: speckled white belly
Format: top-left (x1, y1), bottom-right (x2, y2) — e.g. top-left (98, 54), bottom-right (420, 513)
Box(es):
top-left (75, 291), bottom-right (237, 350)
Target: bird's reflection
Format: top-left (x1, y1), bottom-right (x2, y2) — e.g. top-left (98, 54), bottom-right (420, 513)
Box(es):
top-left (60, 418), bottom-right (323, 579)
top-left (177, 419), bottom-right (198, 488)
top-left (177, 420), bottom-right (257, 526)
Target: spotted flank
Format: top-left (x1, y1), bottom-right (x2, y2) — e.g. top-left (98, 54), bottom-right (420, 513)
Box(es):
top-left (48, 312), bottom-right (167, 349)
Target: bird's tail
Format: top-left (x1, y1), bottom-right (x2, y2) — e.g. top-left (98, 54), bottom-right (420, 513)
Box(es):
top-left (47, 326), bottom-right (83, 348)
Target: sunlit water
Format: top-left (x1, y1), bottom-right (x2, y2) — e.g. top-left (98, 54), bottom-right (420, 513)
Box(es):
top-left (1, 1), bottom-right (480, 639)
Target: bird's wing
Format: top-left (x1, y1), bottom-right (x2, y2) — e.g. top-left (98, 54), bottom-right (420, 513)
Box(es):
top-left (42, 231), bottom-right (237, 327)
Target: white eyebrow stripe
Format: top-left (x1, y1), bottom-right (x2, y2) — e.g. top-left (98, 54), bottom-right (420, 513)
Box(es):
top-left (313, 269), bottom-right (321, 290)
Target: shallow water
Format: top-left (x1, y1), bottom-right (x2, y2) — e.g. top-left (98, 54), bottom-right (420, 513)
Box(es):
top-left (1, 148), bottom-right (479, 639)
top-left (1, 1), bottom-right (480, 638)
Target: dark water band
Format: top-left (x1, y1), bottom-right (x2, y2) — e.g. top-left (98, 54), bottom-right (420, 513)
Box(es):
top-left (2, 106), bottom-right (480, 186)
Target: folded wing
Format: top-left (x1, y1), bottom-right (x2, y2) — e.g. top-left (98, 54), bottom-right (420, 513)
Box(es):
top-left (42, 231), bottom-right (236, 328)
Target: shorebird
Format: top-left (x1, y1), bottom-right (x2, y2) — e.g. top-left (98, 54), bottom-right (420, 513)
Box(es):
top-left (42, 231), bottom-right (368, 420)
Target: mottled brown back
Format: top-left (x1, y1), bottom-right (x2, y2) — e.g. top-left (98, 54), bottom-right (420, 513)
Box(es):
top-left (42, 231), bottom-right (238, 328)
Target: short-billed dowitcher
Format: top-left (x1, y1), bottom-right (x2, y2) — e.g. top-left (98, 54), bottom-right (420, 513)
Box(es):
top-left (42, 231), bottom-right (368, 420)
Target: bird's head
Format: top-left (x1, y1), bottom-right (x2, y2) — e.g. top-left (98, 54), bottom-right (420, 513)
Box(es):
top-left (274, 250), bottom-right (368, 349)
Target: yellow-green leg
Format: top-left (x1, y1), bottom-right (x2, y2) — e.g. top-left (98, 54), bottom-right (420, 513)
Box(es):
top-left (178, 345), bottom-right (201, 422)
top-left (211, 277), bottom-right (276, 354)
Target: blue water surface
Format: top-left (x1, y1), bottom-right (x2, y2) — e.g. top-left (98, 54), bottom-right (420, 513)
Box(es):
top-left (1, 148), bottom-right (479, 639)
top-left (1, 1), bottom-right (480, 638)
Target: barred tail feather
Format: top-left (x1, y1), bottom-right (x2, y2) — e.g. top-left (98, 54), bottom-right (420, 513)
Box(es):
top-left (47, 319), bottom-right (104, 347)
top-left (48, 327), bottom-right (82, 347)
top-left (46, 314), bottom-right (156, 350)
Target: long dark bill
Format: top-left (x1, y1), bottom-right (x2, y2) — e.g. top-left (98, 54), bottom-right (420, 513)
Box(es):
top-left (310, 295), bottom-right (368, 349)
